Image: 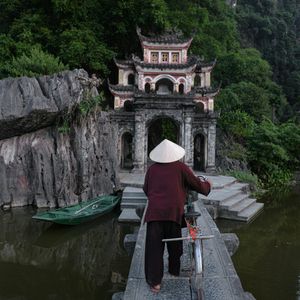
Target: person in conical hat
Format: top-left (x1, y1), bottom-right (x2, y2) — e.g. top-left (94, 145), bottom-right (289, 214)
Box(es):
top-left (143, 139), bottom-right (212, 293)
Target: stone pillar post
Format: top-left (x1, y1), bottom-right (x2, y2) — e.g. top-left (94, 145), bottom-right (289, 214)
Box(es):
top-left (150, 82), bottom-right (155, 91)
top-left (183, 115), bottom-right (193, 168)
top-left (206, 121), bottom-right (216, 173)
top-left (174, 83), bottom-right (179, 93)
top-left (132, 113), bottom-right (146, 173)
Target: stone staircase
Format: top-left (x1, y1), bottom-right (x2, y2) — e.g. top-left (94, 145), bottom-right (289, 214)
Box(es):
top-left (200, 179), bottom-right (264, 222)
top-left (118, 172), bottom-right (264, 223)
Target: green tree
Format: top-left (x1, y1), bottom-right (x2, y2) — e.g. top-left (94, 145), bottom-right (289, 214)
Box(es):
top-left (7, 46), bottom-right (67, 77)
top-left (214, 48), bottom-right (272, 87)
top-left (58, 28), bottom-right (114, 75)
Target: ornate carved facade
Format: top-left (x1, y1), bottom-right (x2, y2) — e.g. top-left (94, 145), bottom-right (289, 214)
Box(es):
top-left (109, 28), bottom-right (219, 173)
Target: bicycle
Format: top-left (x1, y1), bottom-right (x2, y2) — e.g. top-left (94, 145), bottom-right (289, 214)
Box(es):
top-left (162, 191), bottom-right (214, 300)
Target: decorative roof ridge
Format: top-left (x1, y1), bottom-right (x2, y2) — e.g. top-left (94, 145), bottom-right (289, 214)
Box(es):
top-left (108, 81), bottom-right (135, 93)
top-left (189, 84), bottom-right (221, 96)
top-left (196, 58), bottom-right (217, 69)
top-left (114, 58), bottom-right (134, 68)
top-left (136, 27), bottom-right (193, 45)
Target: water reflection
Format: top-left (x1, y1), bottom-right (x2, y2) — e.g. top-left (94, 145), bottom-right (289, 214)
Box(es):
top-left (217, 187), bottom-right (300, 300)
top-left (0, 207), bottom-right (133, 300)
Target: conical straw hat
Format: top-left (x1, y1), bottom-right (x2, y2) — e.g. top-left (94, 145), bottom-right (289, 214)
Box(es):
top-left (149, 139), bottom-right (185, 163)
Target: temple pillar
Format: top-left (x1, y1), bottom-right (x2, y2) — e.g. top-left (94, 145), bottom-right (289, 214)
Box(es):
top-left (150, 82), bottom-right (155, 91)
top-left (132, 113), bottom-right (146, 173)
top-left (206, 121), bottom-right (216, 173)
top-left (174, 83), bottom-right (179, 93)
top-left (182, 115), bottom-right (193, 168)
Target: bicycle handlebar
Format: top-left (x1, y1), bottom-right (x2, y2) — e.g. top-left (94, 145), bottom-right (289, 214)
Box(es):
top-left (162, 235), bottom-right (214, 242)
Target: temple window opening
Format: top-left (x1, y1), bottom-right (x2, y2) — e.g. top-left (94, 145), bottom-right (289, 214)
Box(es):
top-left (172, 53), bottom-right (179, 63)
top-left (195, 102), bottom-right (205, 113)
top-left (121, 132), bottom-right (133, 169)
top-left (194, 75), bottom-right (201, 86)
top-left (145, 82), bottom-right (151, 93)
top-left (128, 73), bottom-right (134, 85)
top-left (162, 52), bottom-right (169, 63)
top-left (151, 52), bottom-right (159, 63)
top-left (179, 83), bottom-right (184, 94)
top-left (124, 100), bottom-right (133, 111)
top-left (156, 78), bottom-right (173, 95)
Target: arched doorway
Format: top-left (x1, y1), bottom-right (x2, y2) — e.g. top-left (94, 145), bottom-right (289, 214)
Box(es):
top-left (145, 82), bottom-right (151, 93)
top-left (147, 117), bottom-right (179, 155)
top-left (121, 132), bottom-right (133, 169)
top-left (179, 83), bottom-right (184, 94)
top-left (194, 133), bottom-right (205, 171)
top-left (195, 102), bottom-right (205, 113)
top-left (194, 74), bottom-right (201, 86)
top-left (124, 100), bottom-right (133, 112)
top-left (155, 79), bottom-right (174, 95)
top-left (128, 73), bottom-right (135, 85)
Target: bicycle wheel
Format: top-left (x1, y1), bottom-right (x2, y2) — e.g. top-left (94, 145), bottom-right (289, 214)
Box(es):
top-left (194, 239), bottom-right (203, 275)
top-left (189, 240), bottom-right (204, 299)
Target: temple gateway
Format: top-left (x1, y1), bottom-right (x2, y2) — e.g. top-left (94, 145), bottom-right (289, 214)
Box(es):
top-left (109, 28), bottom-right (219, 173)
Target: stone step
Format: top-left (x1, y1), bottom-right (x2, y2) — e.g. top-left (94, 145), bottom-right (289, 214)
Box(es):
top-left (237, 202), bottom-right (264, 222)
top-left (220, 193), bottom-right (249, 209)
top-left (122, 187), bottom-right (146, 197)
top-left (118, 208), bottom-right (141, 223)
top-left (220, 202), bottom-right (264, 222)
top-left (121, 201), bottom-right (147, 210)
top-left (122, 195), bottom-right (147, 202)
top-left (228, 198), bottom-right (257, 216)
top-left (201, 188), bottom-right (243, 205)
top-left (194, 173), bottom-right (238, 189)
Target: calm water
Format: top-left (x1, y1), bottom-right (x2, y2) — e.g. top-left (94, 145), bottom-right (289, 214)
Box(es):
top-left (217, 186), bottom-right (300, 300)
top-left (0, 208), bottom-right (133, 300)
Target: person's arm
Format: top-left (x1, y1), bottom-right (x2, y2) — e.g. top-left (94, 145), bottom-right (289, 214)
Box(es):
top-left (143, 169), bottom-right (149, 196)
top-left (182, 164), bottom-right (211, 196)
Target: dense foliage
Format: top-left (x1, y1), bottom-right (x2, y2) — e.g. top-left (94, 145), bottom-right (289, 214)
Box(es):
top-left (0, 0), bottom-right (299, 187)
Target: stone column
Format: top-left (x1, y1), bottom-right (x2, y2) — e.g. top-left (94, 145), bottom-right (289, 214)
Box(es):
top-left (132, 113), bottom-right (146, 173)
top-left (183, 115), bottom-right (193, 168)
top-left (206, 121), bottom-right (216, 173)
top-left (150, 82), bottom-right (155, 92)
top-left (174, 83), bottom-right (179, 93)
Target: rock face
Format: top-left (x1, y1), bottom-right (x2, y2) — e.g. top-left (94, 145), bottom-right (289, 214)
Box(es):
top-left (0, 70), bottom-right (119, 208)
top-left (0, 69), bottom-right (86, 140)
top-left (215, 129), bottom-right (249, 173)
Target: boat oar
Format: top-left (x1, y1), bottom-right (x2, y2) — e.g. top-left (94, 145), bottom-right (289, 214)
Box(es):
top-left (74, 198), bottom-right (103, 215)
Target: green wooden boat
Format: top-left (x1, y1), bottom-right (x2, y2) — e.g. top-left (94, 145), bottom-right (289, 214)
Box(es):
top-left (32, 195), bottom-right (120, 225)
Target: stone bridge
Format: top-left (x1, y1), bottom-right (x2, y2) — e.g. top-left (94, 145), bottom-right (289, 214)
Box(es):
top-left (113, 173), bottom-right (258, 300)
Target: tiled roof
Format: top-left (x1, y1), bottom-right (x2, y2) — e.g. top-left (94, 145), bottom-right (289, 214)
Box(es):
top-left (189, 86), bottom-right (220, 96)
top-left (136, 27), bottom-right (192, 44)
top-left (108, 84), bottom-right (135, 93)
top-left (114, 58), bottom-right (134, 68)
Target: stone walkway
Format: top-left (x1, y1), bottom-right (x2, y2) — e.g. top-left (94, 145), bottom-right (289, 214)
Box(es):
top-left (120, 199), bottom-right (253, 300)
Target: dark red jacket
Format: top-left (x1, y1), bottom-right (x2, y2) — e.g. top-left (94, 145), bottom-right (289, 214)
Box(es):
top-left (143, 161), bottom-right (211, 225)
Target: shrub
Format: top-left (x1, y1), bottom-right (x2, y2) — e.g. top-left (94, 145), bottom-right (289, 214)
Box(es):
top-left (7, 46), bottom-right (67, 77)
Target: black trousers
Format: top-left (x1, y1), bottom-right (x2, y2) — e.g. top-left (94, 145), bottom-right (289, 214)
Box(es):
top-left (144, 221), bottom-right (183, 286)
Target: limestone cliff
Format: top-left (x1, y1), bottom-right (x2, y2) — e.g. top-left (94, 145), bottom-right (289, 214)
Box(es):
top-left (0, 71), bottom-right (119, 208)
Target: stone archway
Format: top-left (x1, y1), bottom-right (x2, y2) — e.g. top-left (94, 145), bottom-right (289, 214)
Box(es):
top-left (194, 133), bottom-right (206, 171)
top-left (155, 79), bottom-right (174, 95)
top-left (147, 117), bottom-right (179, 155)
top-left (121, 132), bottom-right (133, 169)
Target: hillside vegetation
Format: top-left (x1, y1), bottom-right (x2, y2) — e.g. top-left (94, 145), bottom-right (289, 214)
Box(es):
top-left (0, 0), bottom-right (299, 187)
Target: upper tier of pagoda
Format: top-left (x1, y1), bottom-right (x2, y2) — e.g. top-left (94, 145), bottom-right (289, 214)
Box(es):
top-left (109, 28), bottom-right (218, 111)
